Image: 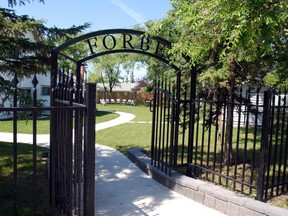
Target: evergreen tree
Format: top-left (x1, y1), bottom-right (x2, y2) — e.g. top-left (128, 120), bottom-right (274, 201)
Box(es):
top-left (0, 7), bottom-right (89, 77)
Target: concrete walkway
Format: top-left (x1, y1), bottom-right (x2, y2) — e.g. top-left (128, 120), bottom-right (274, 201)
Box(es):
top-left (95, 144), bottom-right (226, 216)
top-left (96, 111), bottom-right (135, 131)
top-left (0, 111), bottom-right (226, 215)
top-left (0, 132), bottom-right (50, 148)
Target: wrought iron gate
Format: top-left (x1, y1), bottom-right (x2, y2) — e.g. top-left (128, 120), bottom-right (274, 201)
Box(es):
top-left (50, 68), bottom-right (96, 215)
top-left (150, 68), bottom-right (197, 175)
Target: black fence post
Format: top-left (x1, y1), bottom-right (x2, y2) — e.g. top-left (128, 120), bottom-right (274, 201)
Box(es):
top-left (12, 74), bottom-right (19, 216)
top-left (257, 91), bottom-right (271, 201)
top-left (150, 79), bottom-right (157, 166)
top-left (50, 51), bottom-right (57, 215)
top-left (32, 74), bottom-right (38, 215)
top-left (173, 70), bottom-right (181, 166)
top-left (187, 67), bottom-right (197, 176)
top-left (84, 82), bottom-right (96, 216)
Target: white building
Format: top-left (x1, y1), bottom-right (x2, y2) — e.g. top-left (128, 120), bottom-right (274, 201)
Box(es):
top-left (0, 72), bottom-right (51, 107)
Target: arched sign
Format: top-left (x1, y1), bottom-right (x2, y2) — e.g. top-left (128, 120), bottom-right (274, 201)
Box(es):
top-left (51, 29), bottom-right (192, 83)
top-left (53, 29), bottom-right (174, 64)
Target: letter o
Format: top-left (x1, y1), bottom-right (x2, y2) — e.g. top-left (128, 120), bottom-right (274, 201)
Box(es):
top-left (102, 34), bottom-right (117, 50)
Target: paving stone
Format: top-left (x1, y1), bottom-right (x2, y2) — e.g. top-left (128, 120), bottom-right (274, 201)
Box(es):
top-left (239, 206), bottom-right (255, 216)
top-left (215, 198), bottom-right (228, 214)
top-left (184, 187), bottom-right (195, 200)
top-left (194, 191), bottom-right (205, 204)
top-left (204, 194), bottom-right (216, 209)
top-left (226, 202), bottom-right (240, 216)
top-left (244, 199), bottom-right (267, 214)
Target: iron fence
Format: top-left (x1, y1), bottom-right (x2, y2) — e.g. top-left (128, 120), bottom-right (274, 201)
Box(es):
top-left (151, 70), bottom-right (288, 201)
top-left (0, 72), bottom-right (96, 215)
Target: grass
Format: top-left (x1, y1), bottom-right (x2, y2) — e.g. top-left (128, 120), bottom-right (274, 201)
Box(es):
top-left (0, 110), bottom-right (119, 134)
top-left (96, 123), bottom-right (152, 155)
top-left (267, 194), bottom-right (288, 208)
top-left (0, 142), bottom-right (50, 216)
top-left (0, 118), bottom-right (50, 134)
top-left (96, 104), bottom-right (152, 155)
top-left (96, 110), bottom-right (120, 123)
top-left (97, 104), bottom-right (152, 121)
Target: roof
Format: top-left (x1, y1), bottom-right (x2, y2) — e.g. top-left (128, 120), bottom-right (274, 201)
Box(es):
top-left (96, 82), bottom-right (139, 92)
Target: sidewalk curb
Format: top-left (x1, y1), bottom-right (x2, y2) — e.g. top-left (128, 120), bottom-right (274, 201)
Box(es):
top-left (128, 147), bottom-right (288, 216)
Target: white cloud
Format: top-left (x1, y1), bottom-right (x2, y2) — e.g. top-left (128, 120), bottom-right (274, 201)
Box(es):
top-left (110, 0), bottom-right (146, 24)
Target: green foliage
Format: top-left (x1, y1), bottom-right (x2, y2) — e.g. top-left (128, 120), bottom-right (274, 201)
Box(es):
top-left (0, 76), bottom-right (13, 107)
top-left (17, 89), bottom-right (47, 119)
top-left (88, 21), bottom-right (179, 87)
top-left (151, 0), bottom-right (288, 89)
top-left (7, 0), bottom-right (44, 7)
top-left (90, 54), bottom-right (124, 92)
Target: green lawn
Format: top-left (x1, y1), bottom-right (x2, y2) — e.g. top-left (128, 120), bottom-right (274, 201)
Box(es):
top-left (96, 123), bottom-right (152, 155)
top-left (96, 104), bottom-right (153, 155)
top-left (97, 104), bottom-right (152, 122)
top-left (0, 110), bottom-right (119, 134)
top-left (0, 118), bottom-right (50, 134)
top-left (96, 110), bottom-right (120, 123)
top-left (0, 142), bottom-right (50, 215)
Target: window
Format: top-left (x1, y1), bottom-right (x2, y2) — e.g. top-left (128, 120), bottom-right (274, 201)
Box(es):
top-left (21, 88), bottom-right (32, 99)
top-left (41, 86), bottom-right (51, 96)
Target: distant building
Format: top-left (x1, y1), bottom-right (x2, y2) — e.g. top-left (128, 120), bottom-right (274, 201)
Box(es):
top-left (96, 82), bottom-right (139, 92)
top-left (0, 72), bottom-right (51, 108)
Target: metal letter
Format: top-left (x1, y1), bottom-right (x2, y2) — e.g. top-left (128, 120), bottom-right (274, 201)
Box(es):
top-left (155, 41), bottom-right (166, 58)
top-left (103, 34), bottom-right (117, 50)
top-left (86, 37), bottom-right (98, 55)
top-left (123, 33), bottom-right (134, 49)
top-left (140, 36), bottom-right (150, 51)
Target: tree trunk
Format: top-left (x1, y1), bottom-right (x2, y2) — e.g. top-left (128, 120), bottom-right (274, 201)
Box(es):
top-left (100, 72), bottom-right (107, 92)
top-left (224, 73), bottom-right (235, 166)
top-left (224, 87), bottom-right (234, 166)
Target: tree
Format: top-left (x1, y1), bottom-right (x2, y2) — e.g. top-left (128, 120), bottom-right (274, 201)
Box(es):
top-left (7, 0), bottom-right (44, 7)
top-left (90, 54), bottom-right (124, 92)
top-left (152, 0), bottom-right (287, 87)
top-left (0, 2), bottom-right (90, 112)
top-left (150, 0), bottom-right (288, 164)
top-left (0, 7), bottom-right (89, 77)
top-left (134, 76), bottom-right (153, 92)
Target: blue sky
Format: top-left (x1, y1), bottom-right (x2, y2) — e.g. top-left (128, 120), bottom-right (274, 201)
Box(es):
top-left (12, 0), bottom-right (172, 31)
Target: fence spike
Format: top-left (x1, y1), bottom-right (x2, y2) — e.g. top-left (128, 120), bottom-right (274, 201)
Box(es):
top-left (12, 74), bottom-right (19, 87)
top-left (32, 74), bottom-right (38, 88)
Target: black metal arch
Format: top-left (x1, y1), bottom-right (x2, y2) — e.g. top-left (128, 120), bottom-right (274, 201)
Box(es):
top-left (51, 28), bottom-right (192, 85)
top-left (53, 28), bottom-right (171, 54)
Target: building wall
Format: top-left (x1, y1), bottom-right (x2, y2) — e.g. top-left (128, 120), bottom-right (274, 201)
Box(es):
top-left (0, 72), bottom-right (51, 108)
top-left (18, 73), bottom-right (51, 107)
